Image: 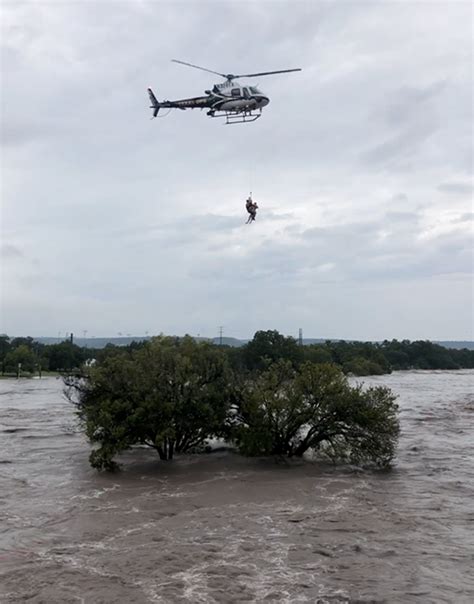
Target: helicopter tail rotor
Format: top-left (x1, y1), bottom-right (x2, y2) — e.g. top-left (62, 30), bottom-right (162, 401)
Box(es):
top-left (148, 88), bottom-right (160, 118)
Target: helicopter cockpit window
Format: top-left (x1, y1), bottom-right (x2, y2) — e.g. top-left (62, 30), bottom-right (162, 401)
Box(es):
top-left (249, 87), bottom-right (260, 94)
top-left (231, 88), bottom-right (241, 97)
top-left (242, 87), bottom-right (250, 98)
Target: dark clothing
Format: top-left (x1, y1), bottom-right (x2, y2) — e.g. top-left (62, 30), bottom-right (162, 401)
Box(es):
top-left (245, 199), bottom-right (258, 223)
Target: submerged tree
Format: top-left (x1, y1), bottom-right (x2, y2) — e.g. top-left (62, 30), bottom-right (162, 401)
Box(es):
top-left (67, 338), bottom-right (399, 471)
top-left (233, 361), bottom-right (399, 467)
top-left (66, 336), bottom-right (231, 470)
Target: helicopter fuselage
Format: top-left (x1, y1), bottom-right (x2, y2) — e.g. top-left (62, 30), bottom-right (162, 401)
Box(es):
top-left (209, 81), bottom-right (269, 112)
top-left (148, 81), bottom-right (269, 123)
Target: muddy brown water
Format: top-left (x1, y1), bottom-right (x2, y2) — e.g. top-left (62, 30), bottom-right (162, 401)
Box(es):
top-left (0, 371), bottom-right (473, 603)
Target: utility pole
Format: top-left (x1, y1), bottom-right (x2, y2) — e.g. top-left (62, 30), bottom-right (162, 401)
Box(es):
top-left (298, 328), bottom-right (303, 346)
top-left (218, 326), bottom-right (224, 346)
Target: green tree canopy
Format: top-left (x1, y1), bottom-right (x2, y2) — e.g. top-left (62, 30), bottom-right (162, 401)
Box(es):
top-left (4, 345), bottom-right (37, 373)
top-left (0, 335), bottom-right (12, 375)
top-left (47, 342), bottom-right (85, 371)
top-left (233, 361), bottom-right (399, 467)
top-left (243, 330), bottom-right (303, 370)
top-left (66, 336), bottom-right (232, 470)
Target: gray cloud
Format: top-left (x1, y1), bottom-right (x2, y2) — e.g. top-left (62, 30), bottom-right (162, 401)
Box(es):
top-left (1, 1), bottom-right (472, 340)
top-left (0, 244), bottom-right (24, 259)
top-left (438, 182), bottom-right (474, 195)
top-left (452, 212), bottom-right (473, 224)
top-left (384, 81), bottom-right (447, 126)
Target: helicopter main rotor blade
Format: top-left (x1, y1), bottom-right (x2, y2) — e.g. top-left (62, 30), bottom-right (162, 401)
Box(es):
top-left (171, 59), bottom-right (226, 78)
top-left (233, 68), bottom-right (302, 79)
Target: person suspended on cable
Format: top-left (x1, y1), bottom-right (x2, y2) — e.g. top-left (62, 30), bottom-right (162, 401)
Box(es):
top-left (245, 195), bottom-right (253, 214)
top-left (245, 195), bottom-right (258, 223)
top-left (250, 200), bottom-right (258, 221)
top-left (245, 195), bottom-right (254, 223)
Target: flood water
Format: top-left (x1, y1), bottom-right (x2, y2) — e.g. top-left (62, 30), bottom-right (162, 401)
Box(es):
top-left (0, 371), bottom-right (473, 603)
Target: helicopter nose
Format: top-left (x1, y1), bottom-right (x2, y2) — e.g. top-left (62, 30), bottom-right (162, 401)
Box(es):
top-left (259, 96), bottom-right (270, 107)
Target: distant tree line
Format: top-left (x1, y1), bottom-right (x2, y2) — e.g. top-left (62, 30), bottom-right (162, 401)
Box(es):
top-left (0, 335), bottom-right (147, 376)
top-left (224, 330), bottom-right (474, 374)
top-left (1, 331), bottom-right (473, 377)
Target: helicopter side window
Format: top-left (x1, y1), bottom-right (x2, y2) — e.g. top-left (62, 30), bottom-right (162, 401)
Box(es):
top-left (242, 87), bottom-right (250, 99)
top-left (231, 88), bottom-right (241, 97)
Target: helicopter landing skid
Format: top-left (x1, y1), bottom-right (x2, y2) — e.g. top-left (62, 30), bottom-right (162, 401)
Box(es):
top-left (207, 109), bottom-right (262, 125)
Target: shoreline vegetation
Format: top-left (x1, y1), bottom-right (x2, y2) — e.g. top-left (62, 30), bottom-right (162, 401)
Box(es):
top-left (1, 331), bottom-right (473, 378)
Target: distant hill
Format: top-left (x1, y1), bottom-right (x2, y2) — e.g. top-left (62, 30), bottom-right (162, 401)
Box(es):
top-left (32, 336), bottom-right (474, 350)
top-left (210, 337), bottom-right (249, 347)
top-left (436, 341), bottom-right (474, 350)
top-left (33, 335), bottom-right (250, 349)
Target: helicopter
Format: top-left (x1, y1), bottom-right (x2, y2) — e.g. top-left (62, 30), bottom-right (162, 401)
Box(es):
top-left (148, 59), bottom-right (302, 125)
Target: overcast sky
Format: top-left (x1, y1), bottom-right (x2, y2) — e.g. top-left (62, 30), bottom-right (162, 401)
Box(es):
top-left (1, 0), bottom-right (473, 341)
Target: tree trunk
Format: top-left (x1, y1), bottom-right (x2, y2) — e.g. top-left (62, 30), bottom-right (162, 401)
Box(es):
top-left (157, 439), bottom-right (175, 460)
top-left (157, 445), bottom-right (167, 460)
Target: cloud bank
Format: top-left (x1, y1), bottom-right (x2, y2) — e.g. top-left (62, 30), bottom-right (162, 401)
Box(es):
top-left (1, 0), bottom-right (472, 340)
